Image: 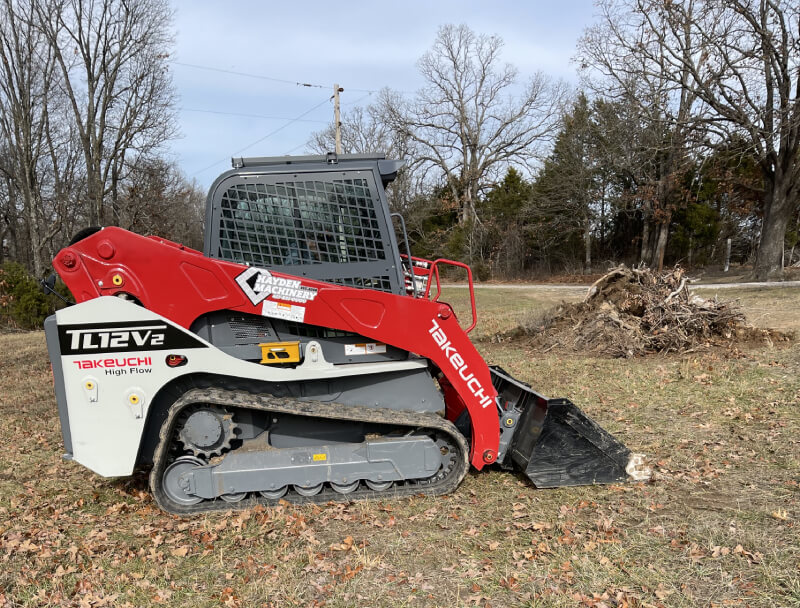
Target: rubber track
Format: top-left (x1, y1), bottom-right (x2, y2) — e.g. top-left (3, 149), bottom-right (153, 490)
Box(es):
top-left (150, 388), bottom-right (470, 515)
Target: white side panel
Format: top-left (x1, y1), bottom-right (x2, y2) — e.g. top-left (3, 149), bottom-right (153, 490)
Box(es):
top-left (56, 297), bottom-right (426, 477)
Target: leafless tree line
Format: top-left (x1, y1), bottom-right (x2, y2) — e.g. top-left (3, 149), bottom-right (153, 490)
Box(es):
top-left (313, 8), bottom-right (799, 279)
top-left (580, 0), bottom-right (800, 279)
top-left (311, 25), bottom-right (568, 222)
top-left (0, 0), bottom-right (203, 277)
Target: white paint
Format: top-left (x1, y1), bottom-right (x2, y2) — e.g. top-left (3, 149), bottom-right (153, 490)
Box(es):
top-left (55, 297), bottom-right (427, 477)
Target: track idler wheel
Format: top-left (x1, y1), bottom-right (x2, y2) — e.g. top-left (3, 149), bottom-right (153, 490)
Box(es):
top-left (162, 456), bottom-right (204, 506)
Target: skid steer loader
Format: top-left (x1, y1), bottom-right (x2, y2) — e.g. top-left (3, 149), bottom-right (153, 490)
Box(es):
top-left (44, 154), bottom-right (648, 514)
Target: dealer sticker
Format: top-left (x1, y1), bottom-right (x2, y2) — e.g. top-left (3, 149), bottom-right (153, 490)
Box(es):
top-left (344, 342), bottom-right (387, 356)
top-left (236, 267), bottom-right (318, 305)
top-left (262, 300), bottom-right (306, 322)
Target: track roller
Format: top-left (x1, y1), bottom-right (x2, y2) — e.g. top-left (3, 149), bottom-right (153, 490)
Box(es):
top-left (294, 484), bottom-right (323, 497)
top-left (259, 486), bottom-right (288, 500)
top-left (220, 492), bottom-right (247, 503)
top-left (331, 481), bottom-right (359, 494)
top-left (365, 480), bottom-right (393, 492)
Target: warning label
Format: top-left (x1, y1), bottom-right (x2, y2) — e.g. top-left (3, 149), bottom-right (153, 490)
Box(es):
top-left (262, 300), bottom-right (306, 323)
top-left (344, 342), bottom-right (387, 356)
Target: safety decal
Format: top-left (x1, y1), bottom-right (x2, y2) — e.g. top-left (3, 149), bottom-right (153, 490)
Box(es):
top-left (236, 267), bottom-right (318, 305)
top-left (262, 300), bottom-right (306, 323)
top-left (344, 342), bottom-right (387, 356)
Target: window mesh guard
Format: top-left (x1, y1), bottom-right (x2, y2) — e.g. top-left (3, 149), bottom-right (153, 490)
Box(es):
top-left (210, 170), bottom-right (402, 294)
top-left (219, 179), bottom-right (387, 267)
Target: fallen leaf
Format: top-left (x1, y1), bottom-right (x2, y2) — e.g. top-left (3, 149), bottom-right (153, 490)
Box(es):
top-left (771, 508), bottom-right (789, 521)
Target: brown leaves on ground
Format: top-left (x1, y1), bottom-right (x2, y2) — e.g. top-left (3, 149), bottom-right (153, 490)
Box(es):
top-left (2, 327), bottom-right (800, 607)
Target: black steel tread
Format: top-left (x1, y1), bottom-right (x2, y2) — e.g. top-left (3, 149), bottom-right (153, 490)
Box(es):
top-left (150, 387), bottom-right (470, 515)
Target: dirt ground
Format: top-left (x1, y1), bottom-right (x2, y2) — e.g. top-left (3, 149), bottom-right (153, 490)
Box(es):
top-left (0, 286), bottom-right (798, 607)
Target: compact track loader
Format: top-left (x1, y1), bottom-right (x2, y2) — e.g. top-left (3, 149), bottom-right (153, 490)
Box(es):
top-left (45, 154), bottom-right (648, 514)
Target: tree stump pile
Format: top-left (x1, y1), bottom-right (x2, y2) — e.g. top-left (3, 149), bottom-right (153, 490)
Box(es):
top-left (525, 265), bottom-right (786, 357)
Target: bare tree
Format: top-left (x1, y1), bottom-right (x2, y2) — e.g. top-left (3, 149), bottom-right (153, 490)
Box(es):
top-left (579, 1), bottom-right (700, 271)
top-left (581, 0), bottom-right (800, 279)
top-left (0, 0), bottom-right (69, 275)
top-left (308, 103), bottom-right (419, 214)
top-left (380, 24), bottom-right (566, 224)
top-left (117, 158), bottom-right (205, 250)
top-left (37, 0), bottom-right (177, 226)
top-left (309, 105), bottom-right (395, 156)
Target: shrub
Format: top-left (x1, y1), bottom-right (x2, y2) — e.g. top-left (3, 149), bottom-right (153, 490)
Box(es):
top-left (0, 263), bottom-right (70, 329)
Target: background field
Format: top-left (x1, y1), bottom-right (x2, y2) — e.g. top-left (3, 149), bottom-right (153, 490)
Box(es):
top-left (0, 286), bottom-right (798, 607)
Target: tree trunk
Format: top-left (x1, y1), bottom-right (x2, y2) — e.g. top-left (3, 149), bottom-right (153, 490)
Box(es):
top-left (461, 187), bottom-right (472, 224)
top-left (584, 215), bottom-right (591, 274)
top-left (600, 182), bottom-right (606, 247)
top-left (791, 211), bottom-right (800, 266)
top-left (84, 152), bottom-right (100, 226)
top-left (640, 215), bottom-right (651, 265)
top-left (19, 165), bottom-right (45, 276)
top-left (652, 219), bottom-right (669, 272)
top-left (754, 173), bottom-right (794, 280)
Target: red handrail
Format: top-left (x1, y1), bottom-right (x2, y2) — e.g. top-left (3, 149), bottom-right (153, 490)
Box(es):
top-left (424, 258), bottom-right (478, 334)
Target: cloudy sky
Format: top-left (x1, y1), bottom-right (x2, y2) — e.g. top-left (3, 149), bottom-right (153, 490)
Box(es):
top-left (170, 0), bottom-right (597, 188)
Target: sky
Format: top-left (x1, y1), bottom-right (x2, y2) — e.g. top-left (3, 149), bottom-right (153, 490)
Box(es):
top-left (170, 0), bottom-right (598, 189)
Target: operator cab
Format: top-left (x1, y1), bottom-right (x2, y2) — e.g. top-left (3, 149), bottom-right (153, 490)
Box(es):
top-left (193, 154), bottom-right (419, 366)
top-left (205, 153), bottom-right (410, 295)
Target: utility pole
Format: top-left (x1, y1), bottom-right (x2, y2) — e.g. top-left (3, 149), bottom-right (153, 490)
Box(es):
top-left (333, 84), bottom-right (343, 155)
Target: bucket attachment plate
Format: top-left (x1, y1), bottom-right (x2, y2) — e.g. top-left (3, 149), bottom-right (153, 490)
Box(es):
top-left (490, 366), bottom-right (647, 488)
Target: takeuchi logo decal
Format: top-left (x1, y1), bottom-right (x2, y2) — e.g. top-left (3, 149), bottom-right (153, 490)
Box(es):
top-left (429, 318), bottom-right (494, 409)
top-left (236, 267), bottom-right (318, 305)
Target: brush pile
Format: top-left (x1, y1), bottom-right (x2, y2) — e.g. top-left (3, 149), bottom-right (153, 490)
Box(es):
top-left (522, 265), bottom-right (784, 357)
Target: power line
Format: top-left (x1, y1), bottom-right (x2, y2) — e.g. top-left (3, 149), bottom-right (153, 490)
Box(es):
top-left (283, 142), bottom-right (308, 155)
top-left (281, 91), bottom-right (376, 155)
top-left (341, 92), bottom-right (374, 106)
top-left (180, 107), bottom-right (328, 124)
top-left (191, 96), bottom-right (331, 177)
top-left (172, 61), bottom-right (379, 93)
top-left (173, 61), bottom-right (327, 89)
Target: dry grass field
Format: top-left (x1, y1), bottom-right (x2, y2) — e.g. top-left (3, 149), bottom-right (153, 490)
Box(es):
top-left (0, 286), bottom-right (798, 607)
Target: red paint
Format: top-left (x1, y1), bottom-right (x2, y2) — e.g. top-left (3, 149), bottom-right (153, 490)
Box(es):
top-left (60, 252), bottom-right (77, 269)
top-left (96, 240), bottom-right (115, 259)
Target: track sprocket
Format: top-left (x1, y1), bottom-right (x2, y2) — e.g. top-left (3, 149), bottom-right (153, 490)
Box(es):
top-left (177, 405), bottom-right (238, 459)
